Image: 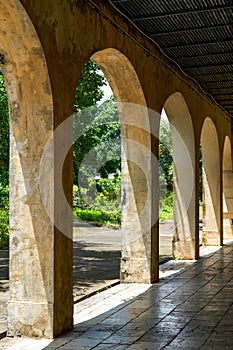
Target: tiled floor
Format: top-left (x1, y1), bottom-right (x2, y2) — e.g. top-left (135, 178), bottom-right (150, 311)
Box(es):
top-left (1, 244), bottom-right (233, 349)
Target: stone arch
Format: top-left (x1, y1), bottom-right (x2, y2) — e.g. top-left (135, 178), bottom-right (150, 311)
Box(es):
top-left (222, 136), bottom-right (233, 241)
top-left (91, 48), bottom-right (158, 283)
top-left (200, 117), bottom-right (221, 246)
top-left (0, 0), bottom-right (62, 338)
top-left (163, 92), bottom-right (196, 259)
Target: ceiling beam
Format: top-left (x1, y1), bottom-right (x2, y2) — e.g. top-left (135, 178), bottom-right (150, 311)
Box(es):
top-left (184, 62), bottom-right (233, 70)
top-left (211, 92), bottom-right (233, 96)
top-left (172, 50), bottom-right (233, 60)
top-left (202, 79), bottom-right (233, 85)
top-left (111, 0), bottom-right (128, 3)
top-left (192, 70), bottom-right (233, 77)
top-left (207, 88), bottom-right (233, 92)
top-left (148, 22), bottom-right (232, 37)
top-left (220, 103), bottom-right (233, 107)
top-left (162, 38), bottom-right (233, 49)
top-left (214, 98), bottom-right (233, 102)
top-left (132, 4), bottom-right (232, 21)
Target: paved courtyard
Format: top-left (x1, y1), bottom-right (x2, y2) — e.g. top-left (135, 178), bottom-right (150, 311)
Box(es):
top-left (1, 243), bottom-right (233, 349)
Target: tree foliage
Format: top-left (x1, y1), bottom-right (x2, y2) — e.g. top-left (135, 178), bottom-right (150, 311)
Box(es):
top-left (159, 116), bottom-right (173, 195)
top-left (159, 116), bottom-right (174, 221)
top-left (74, 59), bottom-right (106, 111)
top-left (73, 60), bottom-right (120, 184)
top-left (73, 96), bottom-right (120, 185)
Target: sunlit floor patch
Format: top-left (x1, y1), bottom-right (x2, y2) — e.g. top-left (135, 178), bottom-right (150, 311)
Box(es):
top-left (74, 283), bottom-right (152, 325)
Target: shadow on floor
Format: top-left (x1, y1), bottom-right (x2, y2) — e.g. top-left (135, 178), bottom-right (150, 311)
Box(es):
top-left (73, 241), bottom-right (121, 300)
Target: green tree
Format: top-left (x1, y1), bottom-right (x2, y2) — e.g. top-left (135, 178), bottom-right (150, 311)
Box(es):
top-left (74, 59), bottom-right (106, 112)
top-left (72, 61), bottom-right (121, 219)
top-left (159, 117), bottom-right (173, 194)
top-left (73, 96), bottom-right (120, 185)
top-left (73, 60), bottom-right (120, 184)
top-left (159, 116), bottom-right (174, 221)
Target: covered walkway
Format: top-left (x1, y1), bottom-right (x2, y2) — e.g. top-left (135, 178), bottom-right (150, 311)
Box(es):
top-left (1, 243), bottom-right (233, 349)
top-left (0, 0), bottom-right (232, 340)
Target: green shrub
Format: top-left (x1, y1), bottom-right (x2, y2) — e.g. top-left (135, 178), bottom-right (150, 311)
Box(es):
top-left (73, 174), bottom-right (121, 227)
top-left (73, 207), bottom-right (121, 227)
top-left (159, 192), bottom-right (173, 222)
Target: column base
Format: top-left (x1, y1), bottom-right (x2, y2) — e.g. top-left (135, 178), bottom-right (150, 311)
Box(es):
top-left (202, 231), bottom-right (221, 246)
top-left (120, 257), bottom-right (158, 283)
top-left (7, 301), bottom-right (54, 338)
top-left (172, 239), bottom-right (196, 260)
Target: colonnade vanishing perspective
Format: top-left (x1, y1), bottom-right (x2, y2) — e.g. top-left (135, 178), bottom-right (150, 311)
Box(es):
top-left (0, 0), bottom-right (232, 338)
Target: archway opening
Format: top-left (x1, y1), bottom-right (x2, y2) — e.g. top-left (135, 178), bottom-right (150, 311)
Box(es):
top-left (72, 48), bottom-right (155, 290)
top-left (159, 108), bottom-right (173, 261)
top-left (200, 117), bottom-right (221, 252)
top-left (72, 59), bottom-right (121, 300)
top-left (222, 136), bottom-right (233, 243)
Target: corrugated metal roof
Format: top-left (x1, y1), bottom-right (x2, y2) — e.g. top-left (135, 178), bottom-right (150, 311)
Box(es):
top-left (109, 0), bottom-right (233, 118)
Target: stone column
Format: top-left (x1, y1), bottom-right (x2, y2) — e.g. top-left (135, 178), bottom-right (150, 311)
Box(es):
top-left (164, 94), bottom-right (196, 260)
top-left (7, 106), bottom-right (73, 338)
top-left (120, 104), bottom-right (159, 284)
top-left (3, 40), bottom-right (73, 336)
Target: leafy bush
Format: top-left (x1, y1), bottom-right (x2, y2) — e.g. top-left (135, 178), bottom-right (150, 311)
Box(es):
top-left (73, 207), bottom-right (121, 227)
top-left (159, 191), bottom-right (173, 222)
top-left (73, 174), bottom-right (121, 227)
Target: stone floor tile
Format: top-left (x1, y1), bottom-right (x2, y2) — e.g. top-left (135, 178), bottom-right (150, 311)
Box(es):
top-left (62, 337), bottom-right (101, 348)
top-left (128, 339), bottom-right (170, 349)
top-left (78, 330), bottom-right (114, 340)
top-left (89, 324), bottom-right (123, 332)
top-left (2, 243), bottom-right (233, 349)
top-left (167, 336), bottom-right (208, 349)
top-left (200, 345), bottom-right (233, 350)
top-left (94, 345), bottom-right (128, 350)
top-left (101, 334), bottom-right (140, 345)
top-left (162, 314), bottom-right (192, 324)
top-left (163, 344), bottom-right (198, 350)
top-left (121, 320), bottom-right (157, 332)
